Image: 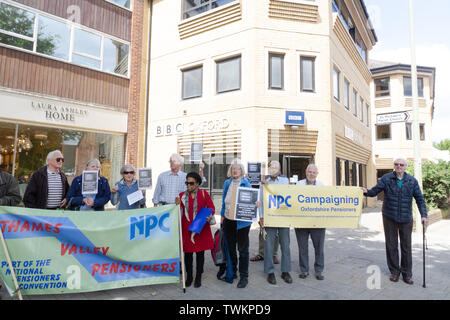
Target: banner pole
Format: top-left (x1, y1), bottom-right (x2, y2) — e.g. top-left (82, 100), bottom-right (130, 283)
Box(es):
top-left (0, 226), bottom-right (23, 300)
top-left (178, 204), bottom-right (186, 293)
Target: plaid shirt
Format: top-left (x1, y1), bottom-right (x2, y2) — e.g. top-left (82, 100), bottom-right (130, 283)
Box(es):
top-left (152, 170), bottom-right (187, 205)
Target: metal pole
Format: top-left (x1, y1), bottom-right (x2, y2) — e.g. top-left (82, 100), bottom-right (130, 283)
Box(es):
top-left (12, 124), bottom-right (18, 177)
top-left (408, 0), bottom-right (423, 232)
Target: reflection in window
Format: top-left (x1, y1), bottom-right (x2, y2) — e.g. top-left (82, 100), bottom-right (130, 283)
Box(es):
top-left (73, 28), bottom-right (101, 58)
top-left (103, 38), bottom-right (129, 75)
top-left (107, 0), bottom-right (131, 9)
top-left (403, 76), bottom-right (423, 97)
top-left (0, 2), bottom-right (35, 50)
top-left (37, 15), bottom-right (71, 60)
top-left (375, 77), bottom-right (390, 97)
top-left (217, 56), bottom-right (241, 93)
top-left (183, 0), bottom-right (235, 19)
top-left (182, 66), bottom-right (203, 99)
top-left (376, 124), bottom-right (391, 140)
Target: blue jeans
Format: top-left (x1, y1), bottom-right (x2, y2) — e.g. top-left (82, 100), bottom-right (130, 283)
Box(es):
top-left (264, 227), bottom-right (291, 274)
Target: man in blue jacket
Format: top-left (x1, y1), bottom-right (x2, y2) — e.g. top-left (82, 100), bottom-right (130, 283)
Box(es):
top-left (362, 158), bottom-right (427, 285)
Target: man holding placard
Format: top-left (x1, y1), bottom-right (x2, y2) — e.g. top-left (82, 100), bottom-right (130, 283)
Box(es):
top-left (259, 160), bottom-right (292, 285)
top-left (295, 164), bottom-right (326, 281)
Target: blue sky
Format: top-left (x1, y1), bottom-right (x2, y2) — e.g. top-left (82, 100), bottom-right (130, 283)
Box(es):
top-left (364, 0), bottom-right (450, 143)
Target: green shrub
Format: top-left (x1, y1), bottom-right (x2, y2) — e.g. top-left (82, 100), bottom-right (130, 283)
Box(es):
top-left (407, 160), bottom-right (450, 210)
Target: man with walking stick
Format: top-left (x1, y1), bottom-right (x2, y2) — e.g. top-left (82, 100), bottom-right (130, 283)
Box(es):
top-left (362, 158), bottom-right (428, 285)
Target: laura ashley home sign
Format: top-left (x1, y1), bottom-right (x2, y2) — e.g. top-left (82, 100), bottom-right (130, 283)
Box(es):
top-left (31, 101), bottom-right (89, 123)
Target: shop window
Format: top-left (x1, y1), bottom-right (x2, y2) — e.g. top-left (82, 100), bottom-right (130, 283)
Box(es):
top-left (300, 56), bottom-right (315, 92)
top-left (216, 55), bottom-right (241, 93)
top-left (376, 124), bottom-right (391, 140)
top-left (182, 65), bottom-right (203, 99)
top-left (269, 53), bottom-right (284, 90)
top-left (403, 76), bottom-right (424, 97)
top-left (375, 77), bottom-right (390, 97)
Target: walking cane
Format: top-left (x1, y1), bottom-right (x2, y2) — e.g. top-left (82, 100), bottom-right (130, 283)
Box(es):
top-left (422, 222), bottom-right (427, 288)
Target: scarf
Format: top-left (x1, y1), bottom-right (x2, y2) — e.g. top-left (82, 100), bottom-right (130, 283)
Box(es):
top-left (182, 188), bottom-right (198, 222)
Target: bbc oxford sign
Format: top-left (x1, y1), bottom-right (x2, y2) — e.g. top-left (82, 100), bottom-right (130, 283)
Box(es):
top-left (376, 111), bottom-right (410, 125)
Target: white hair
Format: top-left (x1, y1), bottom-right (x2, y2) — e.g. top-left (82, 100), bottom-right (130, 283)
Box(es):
top-left (170, 153), bottom-right (184, 165)
top-left (269, 160), bottom-right (281, 170)
top-left (86, 158), bottom-right (101, 169)
top-left (306, 163), bottom-right (318, 171)
top-left (46, 150), bottom-right (62, 163)
top-left (394, 158), bottom-right (408, 168)
top-left (227, 158), bottom-right (246, 178)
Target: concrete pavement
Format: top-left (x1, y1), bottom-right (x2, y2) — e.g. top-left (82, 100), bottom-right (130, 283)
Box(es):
top-left (1, 206), bottom-right (449, 300)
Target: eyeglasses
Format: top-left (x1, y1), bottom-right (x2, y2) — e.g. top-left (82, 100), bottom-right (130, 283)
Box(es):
top-left (123, 171), bottom-right (135, 175)
top-left (56, 158), bottom-right (64, 163)
top-left (185, 181), bottom-right (196, 186)
top-left (394, 163), bottom-right (405, 167)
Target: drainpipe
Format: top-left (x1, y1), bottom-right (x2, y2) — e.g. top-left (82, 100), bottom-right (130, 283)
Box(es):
top-left (143, 0), bottom-right (153, 168)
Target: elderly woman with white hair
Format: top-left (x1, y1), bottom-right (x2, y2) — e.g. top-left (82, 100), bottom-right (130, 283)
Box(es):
top-left (220, 159), bottom-right (253, 288)
top-left (65, 159), bottom-right (111, 211)
top-left (111, 164), bottom-right (146, 210)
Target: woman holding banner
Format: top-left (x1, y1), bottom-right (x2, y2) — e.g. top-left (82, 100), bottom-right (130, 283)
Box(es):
top-left (65, 159), bottom-right (111, 211)
top-left (111, 164), bottom-right (146, 210)
top-left (176, 172), bottom-right (215, 288)
top-left (220, 159), bottom-right (253, 288)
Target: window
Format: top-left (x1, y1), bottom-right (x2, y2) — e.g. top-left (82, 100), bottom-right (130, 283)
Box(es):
top-left (403, 76), bottom-right (424, 97)
top-left (375, 77), bottom-right (390, 97)
top-left (353, 89), bottom-right (358, 117)
top-left (300, 56), bottom-right (315, 92)
top-left (106, 0), bottom-right (131, 10)
top-left (420, 123), bottom-right (425, 140)
top-left (365, 103), bottom-right (369, 127)
top-left (182, 0), bottom-right (235, 19)
top-left (0, 2), bottom-right (130, 76)
top-left (269, 53), bottom-right (284, 90)
top-left (216, 55), bottom-right (241, 93)
top-left (405, 123), bottom-right (412, 140)
top-left (333, 67), bottom-right (340, 101)
top-left (344, 79), bottom-right (350, 110)
top-left (360, 98), bottom-right (364, 122)
top-left (182, 66), bottom-right (203, 99)
top-left (376, 124), bottom-right (391, 140)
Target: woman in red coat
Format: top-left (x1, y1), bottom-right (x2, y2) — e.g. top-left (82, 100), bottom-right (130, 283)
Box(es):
top-left (176, 172), bottom-right (215, 288)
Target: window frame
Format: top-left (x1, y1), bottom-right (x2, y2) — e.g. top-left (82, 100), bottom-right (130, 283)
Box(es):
top-left (268, 52), bottom-right (284, 90)
top-left (0, 0), bottom-right (130, 78)
top-left (181, 65), bottom-right (203, 100)
top-left (403, 76), bottom-right (424, 97)
top-left (376, 124), bottom-right (392, 141)
top-left (352, 89), bottom-right (358, 117)
top-left (343, 78), bottom-right (350, 110)
top-left (333, 66), bottom-right (340, 101)
top-left (300, 56), bottom-right (315, 92)
top-left (375, 77), bottom-right (390, 97)
top-left (182, 0), bottom-right (235, 20)
top-left (216, 55), bottom-right (242, 94)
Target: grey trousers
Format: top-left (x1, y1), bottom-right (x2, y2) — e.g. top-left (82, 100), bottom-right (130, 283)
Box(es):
top-left (257, 227), bottom-right (279, 257)
top-left (295, 228), bottom-right (326, 274)
top-left (264, 227), bottom-right (291, 274)
top-left (382, 215), bottom-right (413, 278)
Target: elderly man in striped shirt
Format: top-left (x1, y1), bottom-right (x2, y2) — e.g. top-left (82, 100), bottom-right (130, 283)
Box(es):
top-left (23, 150), bottom-right (69, 209)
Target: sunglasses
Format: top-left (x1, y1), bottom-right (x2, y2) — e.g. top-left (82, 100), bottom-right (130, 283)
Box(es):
top-left (123, 171), bottom-right (135, 175)
top-left (185, 181), bottom-right (196, 186)
top-left (56, 157), bottom-right (64, 163)
top-left (394, 163), bottom-right (405, 167)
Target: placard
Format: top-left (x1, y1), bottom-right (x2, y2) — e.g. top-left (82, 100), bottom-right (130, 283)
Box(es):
top-left (138, 168), bottom-right (152, 190)
top-left (247, 162), bottom-right (262, 186)
top-left (190, 142), bottom-right (203, 163)
top-left (227, 187), bottom-right (259, 222)
top-left (81, 170), bottom-right (98, 195)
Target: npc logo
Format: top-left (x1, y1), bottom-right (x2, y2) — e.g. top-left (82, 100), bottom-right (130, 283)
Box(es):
top-left (128, 212), bottom-right (171, 241)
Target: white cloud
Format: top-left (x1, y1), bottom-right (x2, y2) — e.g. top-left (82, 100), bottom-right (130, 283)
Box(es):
top-left (370, 43), bottom-right (450, 143)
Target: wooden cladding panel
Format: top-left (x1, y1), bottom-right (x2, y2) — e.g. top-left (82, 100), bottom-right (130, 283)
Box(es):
top-left (405, 98), bottom-right (427, 108)
top-left (335, 135), bottom-right (371, 164)
top-left (269, 0), bottom-right (319, 23)
top-left (13, 0), bottom-right (131, 41)
top-left (375, 98), bottom-right (391, 108)
top-left (0, 47), bottom-right (129, 109)
top-left (268, 129), bottom-right (318, 154)
top-left (178, 130), bottom-right (242, 155)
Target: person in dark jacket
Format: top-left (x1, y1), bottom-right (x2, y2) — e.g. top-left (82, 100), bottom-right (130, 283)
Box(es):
top-left (0, 169), bottom-right (21, 206)
top-left (66, 158), bottom-right (111, 211)
top-left (23, 150), bottom-right (69, 209)
top-left (362, 158), bottom-right (427, 285)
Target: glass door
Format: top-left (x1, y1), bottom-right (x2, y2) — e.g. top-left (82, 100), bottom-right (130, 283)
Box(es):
top-left (281, 154), bottom-right (312, 184)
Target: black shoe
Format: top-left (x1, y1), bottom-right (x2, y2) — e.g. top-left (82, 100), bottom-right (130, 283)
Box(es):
top-left (402, 276), bottom-right (414, 285)
top-left (237, 277), bottom-right (248, 288)
top-left (194, 274), bottom-right (202, 288)
top-left (267, 273), bottom-right (276, 285)
top-left (315, 273), bottom-right (324, 280)
top-left (281, 272), bottom-right (293, 284)
top-left (299, 272), bottom-right (309, 279)
top-left (389, 274), bottom-right (400, 282)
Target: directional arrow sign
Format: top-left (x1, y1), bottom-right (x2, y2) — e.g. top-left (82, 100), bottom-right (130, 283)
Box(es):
top-left (376, 111), bottom-right (410, 124)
